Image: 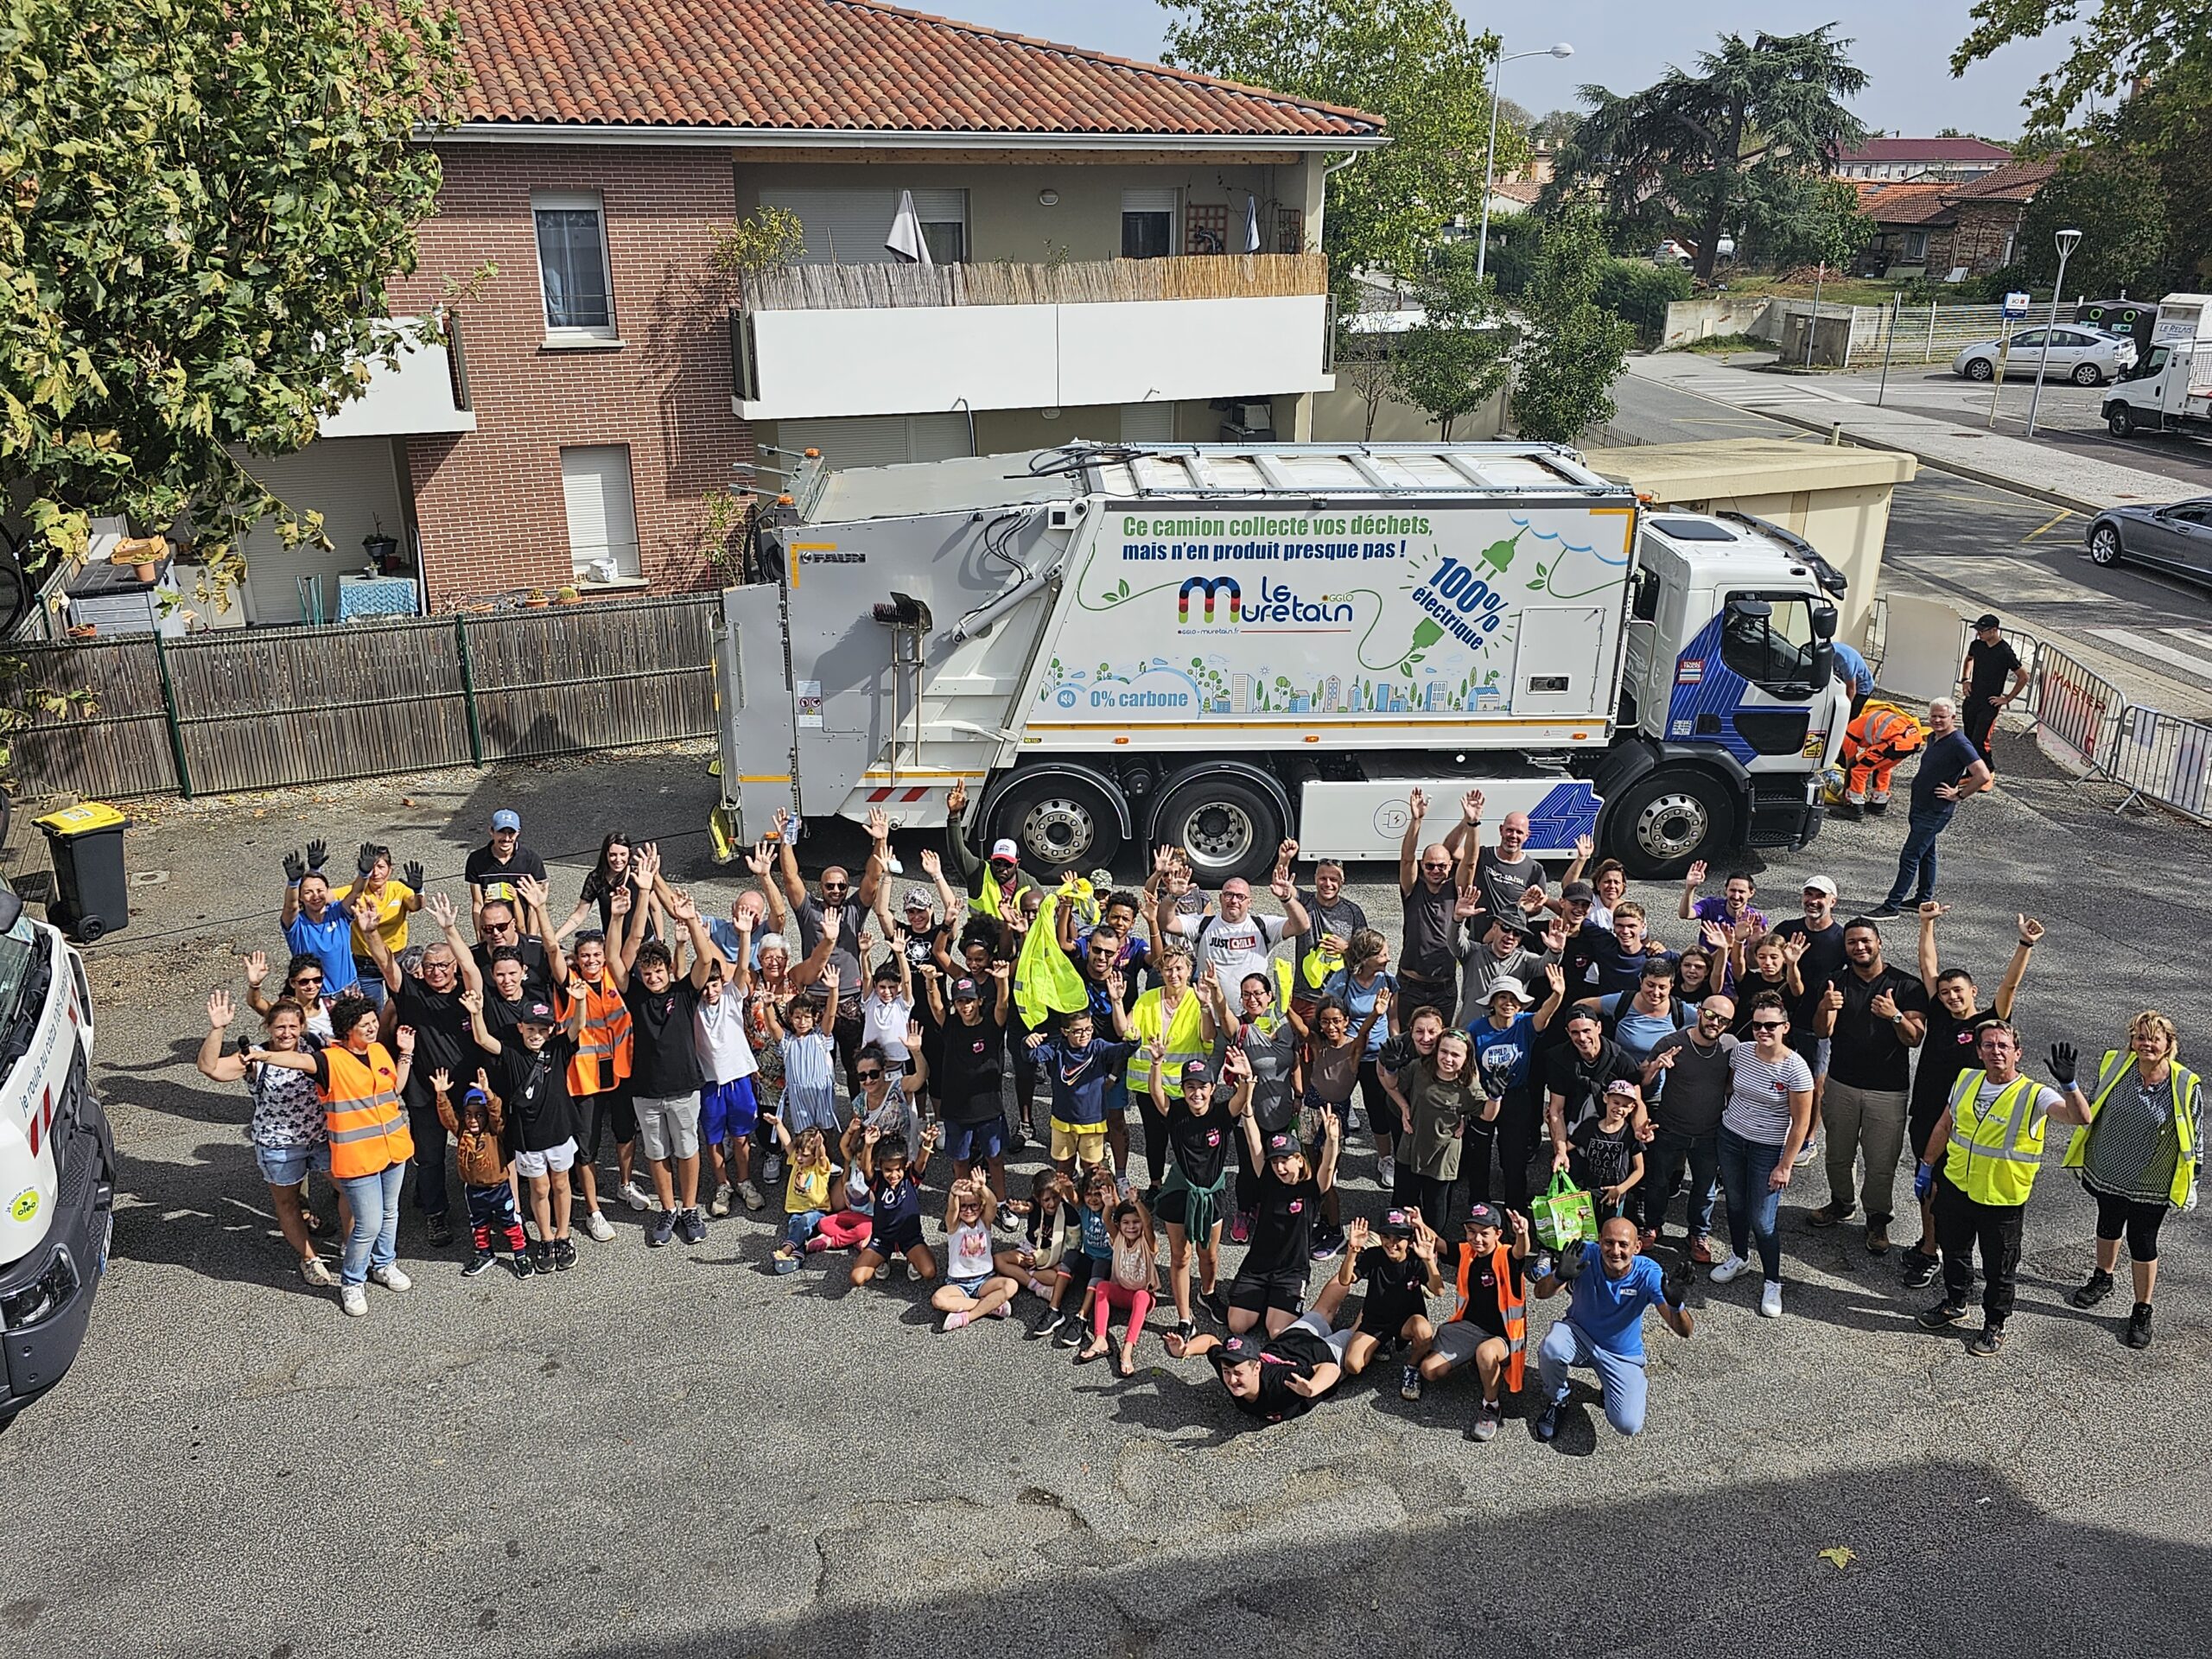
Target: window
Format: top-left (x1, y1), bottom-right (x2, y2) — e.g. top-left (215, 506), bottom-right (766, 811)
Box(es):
top-left (560, 445), bottom-right (640, 580)
top-left (1720, 594), bottom-right (1820, 696)
top-left (1901, 230), bottom-right (1928, 260)
top-left (1122, 188), bottom-right (1177, 259)
top-left (1185, 202), bottom-right (1230, 255)
top-left (757, 188), bottom-right (967, 265)
top-left (534, 193), bottom-right (615, 339)
top-left (2010, 329), bottom-right (2046, 349)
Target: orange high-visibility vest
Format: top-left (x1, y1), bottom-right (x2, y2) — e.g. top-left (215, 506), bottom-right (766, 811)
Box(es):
top-left (320, 1043), bottom-right (415, 1180)
top-left (1452, 1242), bottom-right (1528, 1391)
top-left (1843, 702), bottom-right (1924, 762)
top-left (564, 975), bottom-right (633, 1096)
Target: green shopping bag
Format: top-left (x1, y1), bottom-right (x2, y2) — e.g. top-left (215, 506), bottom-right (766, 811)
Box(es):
top-left (1532, 1171), bottom-right (1597, 1252)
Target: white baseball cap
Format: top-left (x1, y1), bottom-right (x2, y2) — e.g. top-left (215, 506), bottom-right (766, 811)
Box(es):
top-left (1802, 874), bottom-right (1838, 898)
top-left (989, 838), bottom-right (1020, 861)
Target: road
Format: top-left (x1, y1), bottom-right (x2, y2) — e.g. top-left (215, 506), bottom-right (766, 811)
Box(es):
top-left (6, 731), bottom-right (2212, 1658)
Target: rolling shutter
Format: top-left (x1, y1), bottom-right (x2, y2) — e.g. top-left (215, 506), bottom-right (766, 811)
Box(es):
top-left (560, 445), bottom-right (640, 577)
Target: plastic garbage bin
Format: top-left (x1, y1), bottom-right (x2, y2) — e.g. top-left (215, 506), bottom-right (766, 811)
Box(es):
top-left (34, 801), bottom-right (130, 944)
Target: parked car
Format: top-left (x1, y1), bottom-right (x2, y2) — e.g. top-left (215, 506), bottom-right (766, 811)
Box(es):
top-left (2085, 497), bottom-right (2212, 580)
top-left (1953, 325), bottom-right (2138, 385)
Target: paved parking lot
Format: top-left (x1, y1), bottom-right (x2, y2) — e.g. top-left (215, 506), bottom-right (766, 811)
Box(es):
top-left (5, 737), bottom-right (2210, 1657)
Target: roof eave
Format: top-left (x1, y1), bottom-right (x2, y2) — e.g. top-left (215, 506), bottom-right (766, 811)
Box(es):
top-left (418, 120), bottom-right (1389, 152)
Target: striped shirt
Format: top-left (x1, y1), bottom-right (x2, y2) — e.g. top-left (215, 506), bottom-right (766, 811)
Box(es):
top-left (1722, 1046), bottom-right (1815, 1146)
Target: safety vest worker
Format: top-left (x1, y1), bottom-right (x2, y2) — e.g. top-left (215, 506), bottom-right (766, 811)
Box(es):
top-left (1127, 976), bottom-right (1210, 1101)
top-left (1450, 1238), bottom-right (1529, 1392)
top-left (321, 1042), bottom-right (416, 1180)
top-left (1942, 1066), bottom-right (2052, 1206)
top-left (1840, 701), bottom-right (1927, 812)
top-left (564, 972), bottom-right (633, 1096)
top-left (2063, 1047), bottom-right (2203, 1210)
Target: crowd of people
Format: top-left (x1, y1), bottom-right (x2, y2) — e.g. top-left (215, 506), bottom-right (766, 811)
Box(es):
top-left (194, 781), bottom-right (2201, 1429)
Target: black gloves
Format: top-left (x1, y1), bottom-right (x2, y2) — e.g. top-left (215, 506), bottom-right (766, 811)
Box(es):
top-left (356, 842), bottom-right (385, 876)
top-left (1557, 1243), bottom-right (1588, 1283)
top-left (282, 849), bottom-right (306, 886)
top-left (2048, 1042), bottom-right (2078, 1088)
top-left (403, 860), bottom-right (424, 893)
top-left (305, 838), bottom-right (328, 874)
top-left (1662, 1255), bottom-right (1690, 1309)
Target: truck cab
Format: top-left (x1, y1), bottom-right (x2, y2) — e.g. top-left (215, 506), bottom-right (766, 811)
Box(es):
top-left (2104, 294), bottom-right (2212, 439)
top-left (0, 879), bottom-right (112, 1430)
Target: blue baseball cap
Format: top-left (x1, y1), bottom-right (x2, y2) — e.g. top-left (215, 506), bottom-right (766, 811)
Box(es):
top-left (492, 809), bottom-right (520, 832)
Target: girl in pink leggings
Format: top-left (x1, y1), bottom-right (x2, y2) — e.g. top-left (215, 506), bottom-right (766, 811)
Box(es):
top-left (1081, 1191), bottom-right (1159, 1376)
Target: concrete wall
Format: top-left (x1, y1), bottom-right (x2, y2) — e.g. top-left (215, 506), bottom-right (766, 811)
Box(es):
top-left (1660, 296), bottom-right (1782, 348)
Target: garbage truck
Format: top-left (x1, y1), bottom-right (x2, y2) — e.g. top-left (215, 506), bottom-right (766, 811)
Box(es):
top-left (0, 876), bottom-right (111, 1430)
top-left (2102, 294), bottom-right (2212, 440)
top-left (712, 442), bottom-right (1851, 880)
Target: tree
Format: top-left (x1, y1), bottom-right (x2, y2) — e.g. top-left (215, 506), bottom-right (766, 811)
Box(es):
top-left (1532, 109), bottom-right (1581, 147)
top-left (1738, 175), bottom-right (1875, 271)
top-left (1547, 28), bottom-right (1867, 281)
top-left (1161, 1), bottom-right (1517, 296)
top-left (1954, 2), bottom-right (2210, 130)
top-left (0, 0), bottom-right (464, 575)
top-left (1390, 245), bottom-right (1516, 439)
top-left (2016, 155), bottom-right (2170, 296)
top-left (1509, 210), bottom-right (1634, 444)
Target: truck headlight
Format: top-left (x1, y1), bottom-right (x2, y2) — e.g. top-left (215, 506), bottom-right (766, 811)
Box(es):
top-left (0, 1248), bottom-right (79, 1331)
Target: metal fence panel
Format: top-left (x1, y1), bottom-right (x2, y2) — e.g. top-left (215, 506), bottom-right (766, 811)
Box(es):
top-left (2108, 707), bottom-right (2212, 823)
top-left (2029, 645), bottom-right (2126, 778)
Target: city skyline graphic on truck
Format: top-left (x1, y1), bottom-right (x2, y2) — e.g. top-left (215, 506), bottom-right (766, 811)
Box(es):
top-left (1035, 505), bottom-right (1630, 720)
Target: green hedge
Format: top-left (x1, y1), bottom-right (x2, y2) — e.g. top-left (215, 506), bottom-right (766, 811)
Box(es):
top-left (1593, 260), bottom-right (1694, 342)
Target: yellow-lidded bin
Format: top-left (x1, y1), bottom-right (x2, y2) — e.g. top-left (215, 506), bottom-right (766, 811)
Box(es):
top-left (33, 801), bottom-right (130, 944)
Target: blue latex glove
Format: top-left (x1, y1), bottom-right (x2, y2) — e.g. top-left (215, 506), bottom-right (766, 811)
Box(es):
top-left (1913, 1161), bottom-right (1935, 1201)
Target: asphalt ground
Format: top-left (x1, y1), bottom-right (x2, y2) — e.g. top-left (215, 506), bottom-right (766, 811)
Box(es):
top-left (4, 728), bottom-right (2211, 1658)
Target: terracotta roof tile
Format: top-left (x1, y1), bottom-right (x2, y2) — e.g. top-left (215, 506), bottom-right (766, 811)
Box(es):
top-left (1857, 181), bottom-right (1955, 226)
top-left (422, 0), bottom-right (1385, 138)
top-left (1944, 160), bottom-right (2058, 201)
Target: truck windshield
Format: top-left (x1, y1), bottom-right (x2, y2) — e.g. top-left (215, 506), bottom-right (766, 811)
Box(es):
top-left (1722, 594), bottom-right (1820, 697)
top-left (0, 914), bottom-right (41, 1090)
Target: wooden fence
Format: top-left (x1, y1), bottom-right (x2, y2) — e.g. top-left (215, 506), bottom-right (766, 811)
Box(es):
top-left (7, 594), bottom-right (719, 801)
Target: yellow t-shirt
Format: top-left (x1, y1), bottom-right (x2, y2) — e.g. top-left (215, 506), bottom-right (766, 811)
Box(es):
top-left (785, 1160), bottom-right (833, 1214)
top-left (335, 879), bottom-right (416, 957)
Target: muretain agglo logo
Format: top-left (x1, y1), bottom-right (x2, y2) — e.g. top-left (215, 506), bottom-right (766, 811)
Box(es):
top-left (1178, 575), bottom-right (1351, 630)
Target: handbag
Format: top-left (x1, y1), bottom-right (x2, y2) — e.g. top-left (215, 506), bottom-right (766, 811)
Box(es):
top-left (1533, 1170), bottom-right (1597, 1252)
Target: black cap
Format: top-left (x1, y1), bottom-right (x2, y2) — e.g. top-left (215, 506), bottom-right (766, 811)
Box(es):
top-left (1264, 1131), bottom-right (1297, 1159)
top-left (1379, 1209), bottom-right (1414, 1237)
top-left (1560, 880), bottom-right (1596, 902)
top-left (1217, 1332), bottom-right (1266, 1367)
top-left (1465, 1203), bottom-right (1503, 1230)
top-left (951, 976), bottom-right (981, 1001)
top-left (1974, 613), bottom-right (2001, 630)
top-left (1179, 1059), bottom-right (1213, 1088)
top-left (518, 998), bottom-right (556, 1027)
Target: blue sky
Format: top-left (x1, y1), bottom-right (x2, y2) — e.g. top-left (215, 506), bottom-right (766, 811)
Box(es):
top-left (935, 2), bottom-right (2074, 142)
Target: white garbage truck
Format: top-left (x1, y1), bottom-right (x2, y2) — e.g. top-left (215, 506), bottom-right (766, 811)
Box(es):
top-left (2102, 294), bottom-right (2212, 440)
top-left (712, 442), bottom-right (1851, 880)
top-left (0, 876), bottom-right (111, 1429)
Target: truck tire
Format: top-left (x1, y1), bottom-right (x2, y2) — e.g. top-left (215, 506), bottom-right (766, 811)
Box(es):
top-left (1150, 773), bottom-right (1282, 884)
top-left (1604, 767), bottom-right (1734, 880)
top-left (2107, 406), bottom-right (2135, 438)
top-left (992, 772), bottom-right (1123, 876)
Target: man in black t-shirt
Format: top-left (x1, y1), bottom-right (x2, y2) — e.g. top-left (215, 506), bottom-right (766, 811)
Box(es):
top-left (1471, 810), bottom-right (1547, 927)
top-left (1167, 1274), bottom-right (1357, 1423)
top-left (1959, 613), bottom-right (2027, 768)
top-left (1876, 699), bottom-right (1992, 917)
top-left (1809, 918), bottom-right (1928, 1253)
top-left (618, 871), bottom-right (726, 1248)
top-left (1397, 786), bottom-right (1480, 1017)
top-left (1544, 1010), bottom-right (1643, 1172)
top-left (470, 897), bottom-right (550, 996)
top-left (464, 809), bottom-right (547, 931)
top-left (467, 988), bottom-right (585, 1272)
top-left (361, 891), bottom-right (481, 1249)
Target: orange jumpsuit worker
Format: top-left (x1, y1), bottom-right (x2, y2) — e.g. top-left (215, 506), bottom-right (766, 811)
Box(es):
top-left (1836, 702), bottom-right (1926, 819)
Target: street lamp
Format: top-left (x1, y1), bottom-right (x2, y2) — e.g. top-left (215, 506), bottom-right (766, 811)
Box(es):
top-left (1475, 41), bottom-right (1573, 284)
top-left (2024, 226), bottom-right (2083, 439)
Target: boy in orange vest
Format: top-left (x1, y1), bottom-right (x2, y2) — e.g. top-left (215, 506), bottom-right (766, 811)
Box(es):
top-left (1404, 1203), bottom-right (1530, 1441)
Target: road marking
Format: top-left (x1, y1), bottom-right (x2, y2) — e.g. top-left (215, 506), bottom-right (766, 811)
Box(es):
top-left (2088, 626), bottom-right (2212, 681)
top-left (2023, 508), bottom-right (2076, 542)
top-left (2165, 628), bottom-right (2212, 652)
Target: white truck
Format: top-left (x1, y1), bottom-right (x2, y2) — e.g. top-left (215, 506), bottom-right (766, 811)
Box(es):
top-left (2103, 294), bottom-right (2212, 440)
top-left (0, 877), bottom-right (111, 1430)
top-left (712, 442), bottom-right (1851, 880)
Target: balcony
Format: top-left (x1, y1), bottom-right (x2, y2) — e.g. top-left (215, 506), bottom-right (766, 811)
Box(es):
top-left (318, 315), bottom-right (477, 440)
top-left (730, 253), bottom-right (1332, 423)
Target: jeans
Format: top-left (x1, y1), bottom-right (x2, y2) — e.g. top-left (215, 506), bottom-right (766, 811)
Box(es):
top-left (353, 968), bottom-right (387, 1011)
top-left (1883, 801), bottom-right (1956, 907)
top-left (1716, 1127), bottom-right (1785, 1282)
top-left (1643, 1127), bottom-right (1719, 1237)
top-left (406, 1092), bottom-right (449, 1217)
top-left (1821, 1080), bottom-right (1908, 1225)
top-left (1935, 1175), bottom-right (2024, 1324)
top-left (1536, 1319), bottom-right (1648, 1435)
top-left (338, 1162), bottom-right (406, 1286)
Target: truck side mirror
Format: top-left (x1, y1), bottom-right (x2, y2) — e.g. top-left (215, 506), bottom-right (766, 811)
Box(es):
top-left (1809, 601), bottom-right (1838, 639)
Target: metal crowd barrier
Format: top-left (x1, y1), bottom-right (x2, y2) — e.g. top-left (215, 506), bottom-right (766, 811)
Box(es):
top-left (2108, 706), bottom-right (2212, 825)
top-left (2022, 642), bottom-right (2126, 782)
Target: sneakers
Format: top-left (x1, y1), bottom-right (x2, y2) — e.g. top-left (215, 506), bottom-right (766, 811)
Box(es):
top-left (2070, 1268), bottom-right (2115, 1308)
top-left (1346, 1104), bottom-right (1364, 1133)
top-left (1230, 1211), bottom-right (1253, 1245)
top-left (1865, 1224), bottom-right (1891, 1255)
top-left (1807, 1201), bottom-right (1854, 1230)
top-left (1709, 1252), bottom-right (1751, 1284)
top-left (551, 1238), bottom-right (577, 1271)
top-left (1053, 1319), bottom-right (1086, 1349)
top-left (737, 1179), bottom-right (767, 1212)
top-left (1899, 1247), bottom-right (1940, 1288)
top-left (531, 1241), bottom-right (554, 1274)
top-left (509, 1250), bottom-right (536, 1279)
top-left (1758, 1280), bottom-right (1783, 1319)
top-left (676, 1208), bottom-right (708, 1245)
top-left (1376, 1154), bottom-right (1396, 1190)
top-left (1309, 1232), bottom-right (1344, 1263)
top-left (462, 1252), bottom-right (496, 1279)
top-left (905, 1260), bottom-right (924, 1282)
top-left (1793, 1137), bottom-right (1820, 1168)
top-left (1866, 904), bottom-right (1904, 920)
top-left (1173, 1319), bottom-right (1198, 1346)
top-left (1916, 1300), bottom-right (1967, 1331)
top-left (1031, 1308), bottom-right (1066, 1340)
top-left (1534, 1400), bottom-right (1562, 1442)
top-left (299, 1255), bottom-right (338, 1288)
top-left (368, 1263), bottom-right (412, 1293)
top-left (772, 1246), bottom-right (801, 1275)
top-left (1689, 1235), bottom-right (1713, 1266)
top-left (1199, 1287), bottom-right (1230, 1325)
top-left (2126, 1302), bottom-right (2155, 1350)
top-left (709, 1183), bottom-right (733, 1218)
top-left (1967, 1321), bottom-right (2005, 1357)
top-left (1470, 1401), bottom-right (1500, 1442)
top-left (647, 1209), bottom-right (677, 1249)
top-left (425, 1213), bottom-right (454, 1248)
top-left (619, 1179), bottom-right (655, 1212)
top-left (1399, 1364), bottom-right (1422, 1402)
top-left (583, 1209), bottom-right (616, 1243)
top-left (340, 1283), bottom-right (369, 1317)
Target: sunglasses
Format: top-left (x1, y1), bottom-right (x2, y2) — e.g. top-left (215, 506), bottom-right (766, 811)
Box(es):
top-left (1751, 1019), bottom-right (1788, 1031)
top-left (822, 882), bottom-right (849, 893)
top-left (292, 975), bottom-right (324, 987)
top-left (856, 1069), bottom-right (885, 1082)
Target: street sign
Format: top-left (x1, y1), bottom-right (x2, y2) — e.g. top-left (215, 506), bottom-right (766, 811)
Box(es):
top-left (2002, 291), bottom-right (2031, 320)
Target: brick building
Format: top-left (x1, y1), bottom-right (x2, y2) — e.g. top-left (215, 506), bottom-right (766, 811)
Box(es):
top-left (233, 0), bottom-right (1382, 619)
top-left (1853, 162), bottom-right (2056, 280)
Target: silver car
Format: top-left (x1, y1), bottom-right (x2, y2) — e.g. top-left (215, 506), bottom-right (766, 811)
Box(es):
top-left (1953, 325), bottom-right (2138, 385)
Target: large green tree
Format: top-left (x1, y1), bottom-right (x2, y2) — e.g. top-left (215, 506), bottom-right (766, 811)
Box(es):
top-left (0, 0), bottom-right (463, 575)
top-left (1160, 1), bottom-right (1517, 294)
top-left (1389, 245), bottom-right (1516, 440)
top-left (1509, 209), bottom-right (1634, 444)
top-left (1954, 2), bottom-right (2210, 130)
top-left (1547, 28), bottom-right (1867, 282)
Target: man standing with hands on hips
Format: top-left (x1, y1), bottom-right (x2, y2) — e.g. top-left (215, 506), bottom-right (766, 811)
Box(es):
top-left (1872, 699), bottom-right (1991, 919)
top-left (1959, 613), bottom-right (2027, 771)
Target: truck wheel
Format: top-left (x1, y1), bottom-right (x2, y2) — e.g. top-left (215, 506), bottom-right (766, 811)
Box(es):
top-left (992, 774), bottom-right (1122, 876)
top-left (1605, 769), bottom-right (1734, 880)
top-left (2107, 406), bottom-right (2135, 438)
top-left (1151, 773), bottom-right (1282, 883)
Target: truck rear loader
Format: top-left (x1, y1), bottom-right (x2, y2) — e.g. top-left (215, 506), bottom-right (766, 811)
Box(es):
top-left (713, 442), bottom-right (1850, 880)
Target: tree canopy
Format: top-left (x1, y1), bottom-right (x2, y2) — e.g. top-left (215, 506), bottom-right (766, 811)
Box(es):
top-left (1954, 2), bottom-right (2210, 130)
top-left (1509, 209), bottom-right (1634, 445)
top-left (1389, 245), bottom-right (1515, 441)
top-left (0, 0), bottom-right (463, 575)
top-left (1546, 28), bottom-right (1867, 281)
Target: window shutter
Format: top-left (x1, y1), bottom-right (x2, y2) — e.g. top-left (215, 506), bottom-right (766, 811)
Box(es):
top-left (560, 446), bottom-right (640, 578)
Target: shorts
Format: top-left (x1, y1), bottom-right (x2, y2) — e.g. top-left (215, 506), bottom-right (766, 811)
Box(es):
top-left (254, 1141), bottom-right (331, 1187)
top-left (1430, 1320), bottom-right (1503, 1371)
top-left (868, 1216), bottom-right (926, 1257)
top-left (1051, 1119), bottom-right (1109, 1166)
top-left (1357, 1300), bottom-right (1428, 1338)
top-left (950, 1274), bottom-right (992, 1298)
top-left (514, 1138), bottom-right (579, 1179)
top-left (1286, 1303), bottom-right (1357, 1366)
top-left (1228, 1268), bottom-right (1309, 1316)
top-left (634, 1091), bottom-right (703, 1161)
top-left (700, 1076), bottom-right (760, 1145)
top-left (577, 1089), bottom-right (636, 1160)
top-left (944, 1116), bottom-right (1006, 1164)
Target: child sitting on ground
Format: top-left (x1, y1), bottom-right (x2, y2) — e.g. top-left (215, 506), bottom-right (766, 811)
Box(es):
top-left (1081, 1189), bottom-right (1160, 1376)
top-left (1050, 1167), bottom-right (1121, 1349)
top-left (849, 1128), bottom-right (936, 1287)
top-left (931, 1178), bottom-right (1020, 1332)
top-left (997, 1170), bottom-right (1077, 1336)
top-left (433, 1067), bottom-right (531, 1279)
top-left (768, 1121), bottom-right (841, 1274)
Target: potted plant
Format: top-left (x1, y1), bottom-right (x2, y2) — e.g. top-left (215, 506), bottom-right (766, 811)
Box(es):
top-left (521, 588), bottom-right (550, 609)
top-left (362, 516), bottom-right (400, 574)
top-left (554, 584), bottom-right (581, 605)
